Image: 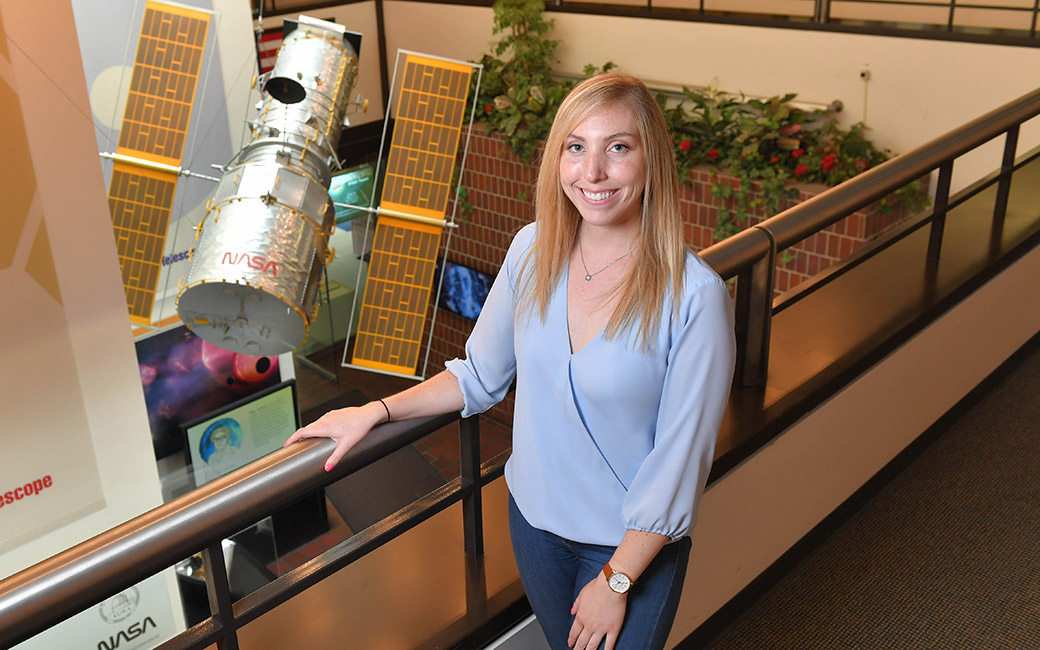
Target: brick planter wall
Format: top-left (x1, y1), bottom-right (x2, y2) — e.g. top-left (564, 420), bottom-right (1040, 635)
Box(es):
top-left (421, 128), bottom-right (920, 426)
top-left (682, 169), bottom-right (918, 293)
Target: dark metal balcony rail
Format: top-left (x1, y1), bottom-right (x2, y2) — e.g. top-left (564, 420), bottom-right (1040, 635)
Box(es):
top-left (2, 82), bottom-right (1038, 649)
top-left (0, 412), bottom-right (498, 650)
top-left (255, 0), bottom-right (1040, 46)
top-left (554, 0), bottom-right (1040, 40)
top-left (702, 85), bottom-right (1040, 386)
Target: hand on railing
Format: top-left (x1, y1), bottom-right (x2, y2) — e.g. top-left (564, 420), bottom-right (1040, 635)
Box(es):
top-left (284, 401), bottom-right (388, 471)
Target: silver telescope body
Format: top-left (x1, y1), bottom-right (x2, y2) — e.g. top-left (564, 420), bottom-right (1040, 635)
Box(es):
top-left (177, 17), bottom-right (361, 355)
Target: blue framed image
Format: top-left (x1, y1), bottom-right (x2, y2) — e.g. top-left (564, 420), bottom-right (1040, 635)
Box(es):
top-left (434, 258), bottom-right (495, 321)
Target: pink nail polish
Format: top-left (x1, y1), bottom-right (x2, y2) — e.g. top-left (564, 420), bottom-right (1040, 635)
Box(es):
top-left (324, 463), bottom-right (332, 472)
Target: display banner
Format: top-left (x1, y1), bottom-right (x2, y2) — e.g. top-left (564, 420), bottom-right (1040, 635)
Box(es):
top-left (0, 0), bottom-right (263, 644)
top-left (0, 1), bottom-right (106, 556)
top-left (14, 573), bottom-right (179, 650)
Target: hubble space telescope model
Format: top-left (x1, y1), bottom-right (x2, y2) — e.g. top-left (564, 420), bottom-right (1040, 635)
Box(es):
top-left (176, 16), bottom-right (361, 355)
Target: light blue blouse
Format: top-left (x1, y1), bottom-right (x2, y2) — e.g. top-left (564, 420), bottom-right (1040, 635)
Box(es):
top-left (446, 224), bottom-right (736, 546)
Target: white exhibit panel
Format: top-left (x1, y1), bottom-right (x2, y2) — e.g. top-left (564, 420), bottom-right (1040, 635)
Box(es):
top-left (0, 0), bottom-right (280, 644)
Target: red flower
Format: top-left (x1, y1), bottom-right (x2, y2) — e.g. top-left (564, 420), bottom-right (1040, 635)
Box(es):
top-left (854, 159), bottom-right (869, 172)
top-left (821, 153), bottom-right (837, 172)
top-left (707, 148), bottom-right (719, 159)
top-left (770, 156), bottom-right (779, 164)
top-left (794, 164), bottom-right (808, 177)
top-left (791, 148), bottom-right (805, 158)
top-left (679, 140), bottom-right (692, 152)
top-left (485, 104), bottom-right (493, 114)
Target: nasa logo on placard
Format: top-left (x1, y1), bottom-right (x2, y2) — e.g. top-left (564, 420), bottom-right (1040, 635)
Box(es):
top-left (98, 587), bottom-right (140, 623)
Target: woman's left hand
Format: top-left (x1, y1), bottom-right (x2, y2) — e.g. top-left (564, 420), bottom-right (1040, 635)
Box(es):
top-left (568, 575), bottom-right (627, 650)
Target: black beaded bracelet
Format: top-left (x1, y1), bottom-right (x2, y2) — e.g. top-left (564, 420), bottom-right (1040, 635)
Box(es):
top-left (377, 398), bottom-right (391, 423)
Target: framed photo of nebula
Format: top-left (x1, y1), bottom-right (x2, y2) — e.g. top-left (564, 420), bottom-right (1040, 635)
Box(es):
top-left (135, 325), bottom-right (283, 459)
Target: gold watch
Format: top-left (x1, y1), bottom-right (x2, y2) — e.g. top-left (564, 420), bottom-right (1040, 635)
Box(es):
top-left (602, 562), bottom-right (634, 594)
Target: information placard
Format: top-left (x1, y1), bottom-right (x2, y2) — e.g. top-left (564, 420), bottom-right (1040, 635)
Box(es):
top-left (183, 381), bottom-right (299, 487)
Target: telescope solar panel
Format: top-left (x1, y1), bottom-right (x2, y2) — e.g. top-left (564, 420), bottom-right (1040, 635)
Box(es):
top-left (107, 0), bottom-right (209, 323)
top-left (351, 54), bottom-right (473, 375)
top-left (379, 54), bottom-right (472, 220)
top-left (351, 216), bottom-right (442, 375)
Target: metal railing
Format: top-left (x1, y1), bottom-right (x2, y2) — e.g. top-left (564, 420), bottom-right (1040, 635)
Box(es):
top-left (553, 0), bottom-right (1040, 45)
top-left (704, 86), bottom-right (1040, 386)
top-left (0, 411), bottom-right (495, 650)
top-left (2, 86), bottom-right (1039, 650)
top-left (255, 1), bottom-right (1040, 46)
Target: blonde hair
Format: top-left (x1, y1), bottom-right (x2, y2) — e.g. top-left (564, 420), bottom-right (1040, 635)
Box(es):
top-left (518, 73), bottom-right (686, 351)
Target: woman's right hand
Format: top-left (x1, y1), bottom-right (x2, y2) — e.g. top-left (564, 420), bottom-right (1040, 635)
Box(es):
top-left (283, 402), bottom-right (387, 471)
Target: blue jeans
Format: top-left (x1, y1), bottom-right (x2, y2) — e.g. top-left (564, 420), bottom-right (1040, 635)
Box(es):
top-left (508, 494), bottom-right (691, 650)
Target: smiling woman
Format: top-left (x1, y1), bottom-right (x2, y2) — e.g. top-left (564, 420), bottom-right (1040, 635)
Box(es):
top-left (559, 102), bottom-right (647, 233)
top-left (522, 76), bottom-right (696, 355)
top-left (285, 74), bottom-right (736, 650)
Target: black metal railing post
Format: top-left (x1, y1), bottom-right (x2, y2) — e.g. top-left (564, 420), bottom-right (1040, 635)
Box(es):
top-left (814, 0), bottom-right (830, 24)
top-left (202, 542), bottom-right (239, 650)
top-left (740, 226), bottom-right (782, 384)
top-left (460, 416), bottom-right (484, 558)
top-left (993, 126), bottom-right (1020, 228)
top-left (927, 161), bottom-right (954, 264)
top-left (464, 554), bottom-right (489, 625)
top-left (990, 125), bottom-right (1021, 259)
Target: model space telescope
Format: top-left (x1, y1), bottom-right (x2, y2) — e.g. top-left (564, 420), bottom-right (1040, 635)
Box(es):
top-left (171, 15), bottom-right (478, 377)
top-left (176, 16), bottom-right (360, 356)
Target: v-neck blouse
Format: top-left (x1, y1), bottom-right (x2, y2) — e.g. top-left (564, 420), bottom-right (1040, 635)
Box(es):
top-left (446, 224), bottom-right (735, 546)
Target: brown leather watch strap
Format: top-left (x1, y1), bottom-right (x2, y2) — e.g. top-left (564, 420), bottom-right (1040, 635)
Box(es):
top-left (603, 561), bottom-right (635, 585)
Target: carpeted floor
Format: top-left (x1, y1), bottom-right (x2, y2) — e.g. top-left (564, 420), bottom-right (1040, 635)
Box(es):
top-left (704, 342), bottom-right (1040, 649)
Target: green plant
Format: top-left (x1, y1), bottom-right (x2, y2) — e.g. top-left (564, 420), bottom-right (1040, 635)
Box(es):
top-left (471, 0), bottom-right (615, 162)
top-left (472, 0), bottom-right (567, 162)
top-left (470, 2), bottom-right (930, 241)
top-left (666, 88), bottom-right (930, 240)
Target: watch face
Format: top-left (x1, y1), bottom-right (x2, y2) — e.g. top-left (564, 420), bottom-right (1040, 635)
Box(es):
top-left (608, 572), bottom-right (631, 593)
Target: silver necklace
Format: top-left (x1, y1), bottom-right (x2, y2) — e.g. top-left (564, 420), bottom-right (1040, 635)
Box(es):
top-left (578, 237), bottom-right (637, 281)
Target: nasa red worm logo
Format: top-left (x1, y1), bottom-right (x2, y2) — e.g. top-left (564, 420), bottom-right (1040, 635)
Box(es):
top-left (221, 252), bottom-right (278, 276)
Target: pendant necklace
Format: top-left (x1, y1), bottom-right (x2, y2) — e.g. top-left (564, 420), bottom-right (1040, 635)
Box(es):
top-left (578, 237), bottom-right (637, 281)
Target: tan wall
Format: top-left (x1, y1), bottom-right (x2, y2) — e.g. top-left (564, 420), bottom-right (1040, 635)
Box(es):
top-left (380, 1), bottom-right (1040, 193)
top-left (666, 241), bottom-right (1040, 645)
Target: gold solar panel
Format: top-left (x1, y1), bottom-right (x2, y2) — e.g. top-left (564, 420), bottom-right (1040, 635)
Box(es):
top-left (107, 0), bottom-right (210, 323)
top-left (118, 1), bottom-right (209, 165)
top-left (108, 163), bottom-right (179, 318)
top-left (351, 55), bottom-right (474, 376)
top-left (379, 55), bottom-right (473, 220)
top-left (351, 217), bottom-right (442, 375)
